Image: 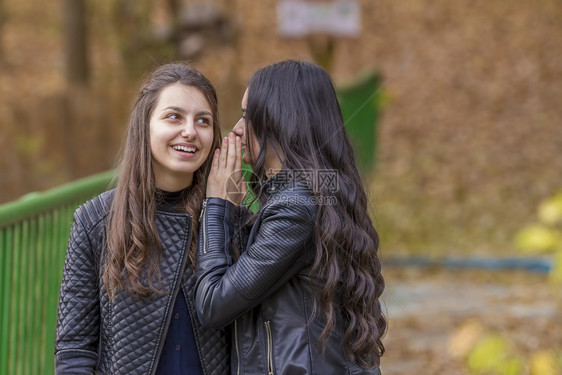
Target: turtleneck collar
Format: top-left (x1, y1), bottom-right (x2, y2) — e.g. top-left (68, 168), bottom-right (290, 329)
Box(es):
top-left (155, 186), bottom-right (191, 213)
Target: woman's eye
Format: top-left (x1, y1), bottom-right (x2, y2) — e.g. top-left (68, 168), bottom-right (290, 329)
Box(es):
top-left (197, 117), bottom-right (211, 125)
top-left (166, 113), bottom-right (181, 120)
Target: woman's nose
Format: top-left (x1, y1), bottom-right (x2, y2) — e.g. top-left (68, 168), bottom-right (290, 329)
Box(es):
top-left (232, 118), bottom-right (244, 137)
top-left (181, 119), bottom-right (197, 139)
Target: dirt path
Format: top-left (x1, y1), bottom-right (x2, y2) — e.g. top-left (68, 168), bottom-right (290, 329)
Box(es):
top-left (380, 267), bottom-right (561, 374)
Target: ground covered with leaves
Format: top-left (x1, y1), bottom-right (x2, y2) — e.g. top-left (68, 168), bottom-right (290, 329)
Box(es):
top-left (382, 267), bottom-right (561, 374)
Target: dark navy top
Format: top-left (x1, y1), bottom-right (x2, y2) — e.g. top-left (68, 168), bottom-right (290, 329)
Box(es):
top-left (155, 188), bottom-right (203, 375)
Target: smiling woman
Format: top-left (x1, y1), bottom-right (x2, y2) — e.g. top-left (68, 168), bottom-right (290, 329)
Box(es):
top-left (54, 63), bottom-right (227, 375)
top-left (149, 83), bottom-right (215, 191)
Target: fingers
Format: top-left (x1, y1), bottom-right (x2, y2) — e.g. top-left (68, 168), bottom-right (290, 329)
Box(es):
top-left (235, 135), bottom-right (242, 172)
top-left (218, 133), bottom-right (240, 171)
top-left (206, 148), bottom-right (221, 198)
top-left (208, 132), bottom-right (243, 202)
top-left (218, 136), bottom-right (228, 168)
top-left (211, 148), bottom-right (220, 173)
top-left (226, 133), bottom-right (237, 171)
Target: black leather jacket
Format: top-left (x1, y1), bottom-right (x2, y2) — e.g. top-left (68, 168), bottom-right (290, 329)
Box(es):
top-left (55, 190), bottom-right (229, 375)
top-left (195, 179), bottom-right (381, 375)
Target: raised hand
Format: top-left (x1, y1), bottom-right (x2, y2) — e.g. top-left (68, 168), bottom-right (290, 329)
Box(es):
top-left (206, 132), bottom-right (247, 205)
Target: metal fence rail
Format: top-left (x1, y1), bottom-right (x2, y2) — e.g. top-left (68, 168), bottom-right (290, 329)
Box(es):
top-left (0, 171), bottom-right (115, 375)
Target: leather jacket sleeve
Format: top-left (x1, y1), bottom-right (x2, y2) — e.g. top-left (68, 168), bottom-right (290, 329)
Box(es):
top-left (194, 194), bottom-right (316, 328)
top-left (55, 207), bottom-right (101, 373)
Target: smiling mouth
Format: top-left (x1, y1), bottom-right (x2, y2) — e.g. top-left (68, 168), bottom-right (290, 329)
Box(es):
top-left (172, 145), bottom-right (197, 153)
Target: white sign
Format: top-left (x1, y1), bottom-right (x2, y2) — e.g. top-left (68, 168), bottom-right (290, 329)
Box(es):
top-left (277, 0), bottom-right (361, 37)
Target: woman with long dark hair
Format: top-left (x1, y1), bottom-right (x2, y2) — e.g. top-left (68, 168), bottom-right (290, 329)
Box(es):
top-left (195, 60), bottom-right (386, 374)
top-left (55, 62), bottom-right (229, 374)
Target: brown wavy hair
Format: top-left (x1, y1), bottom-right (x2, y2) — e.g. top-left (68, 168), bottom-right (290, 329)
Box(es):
top-left (245, 60), bottom-right (386, 368)
top-left (104, 63), bottom-right (221, 299)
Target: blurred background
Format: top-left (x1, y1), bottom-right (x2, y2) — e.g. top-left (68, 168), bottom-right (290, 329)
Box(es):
top-left (0, 0), bottom-right (561, 373)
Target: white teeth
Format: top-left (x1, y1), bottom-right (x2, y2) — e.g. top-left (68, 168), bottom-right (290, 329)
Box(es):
top-left (173, 145), bottom-right (196, 153)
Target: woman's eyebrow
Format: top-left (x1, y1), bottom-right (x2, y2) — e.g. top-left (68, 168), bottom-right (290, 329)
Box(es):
top-left (197, 110), bottom-right (212, 117)
top-left (162, 107), bottom-right (211, 117)
top-left (162, 106), bottom-right (187, 114)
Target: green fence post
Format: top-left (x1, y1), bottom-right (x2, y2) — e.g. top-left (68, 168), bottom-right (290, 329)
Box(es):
top-left (0, 228), bottom-right (11, 374)
top-left (337, 71), bottom-right (382, 174)
top-left (0, 170), bottom-right (116, 375)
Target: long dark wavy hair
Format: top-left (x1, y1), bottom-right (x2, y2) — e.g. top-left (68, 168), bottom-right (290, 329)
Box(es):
top-left (244, 60), bottom-right (386, 367)
top-left (104, 63), bottom-right (221, 299)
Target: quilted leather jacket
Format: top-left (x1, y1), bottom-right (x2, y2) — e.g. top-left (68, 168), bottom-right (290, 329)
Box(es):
top-left (195, 177), bottom-right (381, 375)
top-left (55, 190), bottom-right (229, 375)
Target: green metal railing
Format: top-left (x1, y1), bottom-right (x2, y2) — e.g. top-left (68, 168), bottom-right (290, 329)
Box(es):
top-left (0, 170), bottom-right (115, 375)
top-left (338, 70), bottom-right (382, 173)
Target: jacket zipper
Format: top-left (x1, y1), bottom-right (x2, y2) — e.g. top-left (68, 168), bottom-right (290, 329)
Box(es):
top-left (265, 320), bottom-right (274, 375)
top-left (235, 319), bottom-right (240, 375)
top-left (200, 199), bottom-right (208, 254)
top-left (151, 215), bottom-right (193, 375)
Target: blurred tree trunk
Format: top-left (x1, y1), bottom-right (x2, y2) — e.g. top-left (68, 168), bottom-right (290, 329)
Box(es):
top-left (167, 0), bottom-right (179, 16)
top-left (62, 0), bottom-right (90, 177)
top-left (0, 0), bottom-right (5, 64)
top-left (167, 0), bottom-right (180, 35)
top-left (307, 35), bottom-right (336, 74)
top-left (64, 0), bottom-right (89, 85)
top-left (113, 0), bottom-right (159, 80)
